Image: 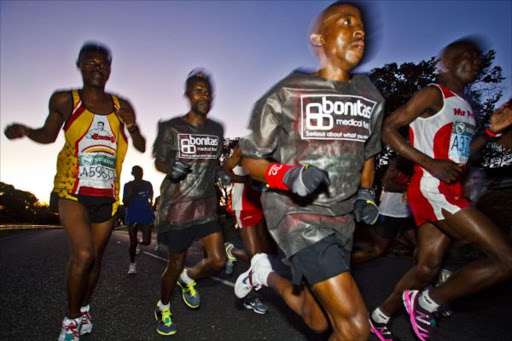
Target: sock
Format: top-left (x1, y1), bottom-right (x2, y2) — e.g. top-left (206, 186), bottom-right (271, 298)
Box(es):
top-left (372, 307), bottom-right (390, 324)
top-left (64, 316), bottom-right (82, 324)
top-left (418, 290), bottom-right (440, 313)
top-left (80, 304), bottom-right (90, 313)
top-left (179, 268), bottom-right (193, 284)
top-left (158, 300), bottom-right (170, 311)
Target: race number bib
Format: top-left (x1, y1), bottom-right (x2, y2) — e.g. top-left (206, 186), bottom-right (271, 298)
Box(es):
top-left (78, 152), bottom-right (116, 188)
top-left (449, 121), bottom-right (475, 164)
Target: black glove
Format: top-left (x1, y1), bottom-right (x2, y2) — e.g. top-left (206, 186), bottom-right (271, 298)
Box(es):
top-left (354, 188), bottom-right (379, 225)
top-left (169, 160), bottom-right (192, 181)
top-left (283, 164), bottom-right (330, 197)
top-left (216, 170), bottom-right (232, 186)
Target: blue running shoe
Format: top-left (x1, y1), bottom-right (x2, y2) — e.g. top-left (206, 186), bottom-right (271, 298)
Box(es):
top-left (177, 280), bottom-right (200, 308)
top-left (154, 303), bottom-right (177, 336)
top-left (243, 295), bottom-right (268, 315)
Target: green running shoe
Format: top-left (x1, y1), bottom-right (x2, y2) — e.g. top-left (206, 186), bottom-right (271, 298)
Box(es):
top-left (177, 280), bottom-right (200, 308)
top-left (154, 302), bottom-right (177, 336)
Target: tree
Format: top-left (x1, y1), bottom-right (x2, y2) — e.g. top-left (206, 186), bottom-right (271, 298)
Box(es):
top-left (0, 182), bottom-right (59, 224)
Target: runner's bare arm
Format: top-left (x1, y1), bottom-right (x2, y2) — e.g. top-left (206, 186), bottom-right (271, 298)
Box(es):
top-left (360, 158), bottom-right (375, 189)
top-left (222, 145), bottom-right (249, 183)
top-left (241, 157), bottom-right (271, 183)
top-left (383, 86), bottom-right (463, 183)
top-left (4, 91), bottom-right (72, 143)
top-left (470, 99), bottom-right (512, 156)
top-left (118, 98), bottom-right (146, 153)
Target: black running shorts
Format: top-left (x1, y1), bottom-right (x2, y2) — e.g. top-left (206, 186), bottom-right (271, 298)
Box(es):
top-left (52, 193), bottom-right (115, 224)
top-left (158, 221), bottom-right (222, 253)
top-left (290, 234), bottom-right (351, 286)
top-left (373, 215), bottom-right (415, 239)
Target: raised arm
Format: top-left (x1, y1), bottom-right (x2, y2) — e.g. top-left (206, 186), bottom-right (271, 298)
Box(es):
top-left (117, 98), bottom-right (146, 153)
top-left (222, 145), bottom-right (250, 184)
top-left (383, 86), bottom-right (463, 183)
top-left (4, 91), bottom-right (72, 144)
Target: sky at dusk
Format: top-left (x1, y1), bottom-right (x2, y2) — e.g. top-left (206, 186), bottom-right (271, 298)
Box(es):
top-left (1, 0), bottom-right (511, 204)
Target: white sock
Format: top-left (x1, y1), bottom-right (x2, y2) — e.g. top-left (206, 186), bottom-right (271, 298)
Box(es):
top-left (158, 300), bottom-right (170, 311)
top-left (179, 268), bottom-right (193, 284)
top-left (64, 316), bottom-right (82, 324)
top-left (80, 304), bottom-right (90, 313)
top-left (371, 307), bottom-right (390, 324)
top-left (418, 290), bottom-right (440, 313)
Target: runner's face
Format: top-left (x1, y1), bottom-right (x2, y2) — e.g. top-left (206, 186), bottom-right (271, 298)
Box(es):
top-left (187, 79), bottom-right (212, 116)
top-left (79, 50), bottom-right (111, 88)
top-left (320, 4), bottom-right (365, 70)
top-left (452, 45), bottom-right (482, 84)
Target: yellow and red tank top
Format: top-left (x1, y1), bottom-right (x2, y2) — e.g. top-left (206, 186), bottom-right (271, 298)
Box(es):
top-left (53, 90), bottom-right (129, 212)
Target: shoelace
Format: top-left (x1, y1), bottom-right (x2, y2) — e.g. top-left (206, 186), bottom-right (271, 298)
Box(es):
top-left (81, 311), bottom-right (91, 325)
top-left (65, 321), bottom-right (80, 340)
top-left (161, 309), bottom-right (172, 326)
top-left (186, 281), bottom-right (197, 297)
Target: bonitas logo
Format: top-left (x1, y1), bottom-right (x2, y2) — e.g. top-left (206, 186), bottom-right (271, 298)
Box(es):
top-left (305, 96), bottom-right (374, 130)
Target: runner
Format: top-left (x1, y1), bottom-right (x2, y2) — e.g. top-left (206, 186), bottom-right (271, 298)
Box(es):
top-left (152, 69), bottom-right (227, 336)
top-left (369, 38), bottom-right (512, 341)
top-left (4, 41), bottom-right (146, 341)
top-left (223, 144), bottom-right (276, 314)
top-left (123, 165), bottom-right (154, 274)
top-left (233, 3), bottom-right (383, 340)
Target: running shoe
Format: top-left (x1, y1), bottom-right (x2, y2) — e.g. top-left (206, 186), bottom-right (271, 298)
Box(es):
top-left (224, 242), bottom-right (237, 274)
top-left (80, 306), bottom-right (92, 335)
top-left (58, 317), bottom-right (81, 341)
top-left (135, 243), bottom-right (142, 255)
top-left (402, 290), bottom-right (437, 341)
top-left (128, 263), bottom-right (137, 275)
top-left (369, 314), bottom-right (397, 341)
top-left (243, 295), bottom-right (268, 314)
top-left (154, 303), bottom-right (177, 336)
top-left (234, 253), bottom-right (273, 299)
top-left (177, 279), bottom-right (200, 308)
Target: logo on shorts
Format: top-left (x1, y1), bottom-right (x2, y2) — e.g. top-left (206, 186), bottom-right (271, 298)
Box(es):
top-left (178, 134), bottom-right (219, 159)
top-left (300, 94), bottom-right (376, 141)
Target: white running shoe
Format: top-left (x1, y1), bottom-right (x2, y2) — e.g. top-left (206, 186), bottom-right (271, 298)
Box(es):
top-left (58, 317), bottom-right (81, 341)
top-left (234, 253), bottom-right (273, 299)
top-left (128, 263), bottom-right (137, 275)
top-left (80, 305), bottom-right (93, 335)
top-left (135, 243), bottom-right (142, 255)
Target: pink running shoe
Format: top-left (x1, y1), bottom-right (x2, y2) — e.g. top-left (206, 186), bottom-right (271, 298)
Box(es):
top-left (402, 290), bottom-right (437, 341)
top-left (369, 314), bottom-right (396, 341)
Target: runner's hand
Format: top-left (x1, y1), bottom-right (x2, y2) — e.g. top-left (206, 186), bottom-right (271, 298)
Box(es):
top-left (116, 107), bottom-right (136, 129)
top-left (4, 124), bottom-right (31, 140)
top-left (489, 99), bottom-right (512, 133)
top-left (283, 164), bottom-right (330, 197)
top-left (216, 170), bottom-right (232, 186)
top-left (354, 188), bottom-right (379, 225)
top-left (169, 160), bottom-right (192, 181)
top-left (426, 159), bottom-right (463, 183)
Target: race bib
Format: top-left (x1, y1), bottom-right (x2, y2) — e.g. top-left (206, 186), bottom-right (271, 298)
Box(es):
top-left (78, 152), bottom-right (117, 188)
top-left (449, 121), bottom-right (475, 164)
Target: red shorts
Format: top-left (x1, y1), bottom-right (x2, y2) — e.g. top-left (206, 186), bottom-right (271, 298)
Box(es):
top-left (233, 209), bottom-right (264, 229)
top-left (407, 172), bottom-right (469, 227)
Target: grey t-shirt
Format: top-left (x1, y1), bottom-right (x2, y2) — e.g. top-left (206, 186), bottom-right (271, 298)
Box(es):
top-left (153, 116), bottom-right (224, 231)
top-left (241, 71), bottom-right (384, 256)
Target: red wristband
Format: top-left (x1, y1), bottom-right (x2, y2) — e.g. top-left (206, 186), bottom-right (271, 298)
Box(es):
top-left (485, 127), bottom-right (503, 138)
top-left (265, 164), bottom-right (295, 190)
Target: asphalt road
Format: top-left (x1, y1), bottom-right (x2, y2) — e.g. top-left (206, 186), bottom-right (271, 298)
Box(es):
top-left (1, 228), bottom-right (511, 340)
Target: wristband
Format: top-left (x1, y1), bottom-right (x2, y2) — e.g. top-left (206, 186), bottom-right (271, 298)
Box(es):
top-left (265, 163), bottom-right (295, 190)
top-left (484, 126), bottom-right (503, 138)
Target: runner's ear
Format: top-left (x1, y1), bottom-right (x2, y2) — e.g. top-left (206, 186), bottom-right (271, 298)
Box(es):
top-left (309, 33), bottom-right (323, 47)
